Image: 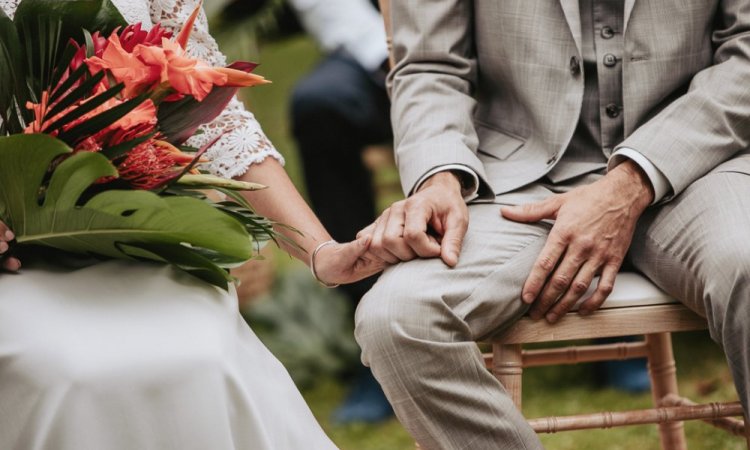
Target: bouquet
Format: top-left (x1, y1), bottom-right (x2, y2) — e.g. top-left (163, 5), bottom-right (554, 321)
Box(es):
top-left (0, 0), bottom-right (280, 289)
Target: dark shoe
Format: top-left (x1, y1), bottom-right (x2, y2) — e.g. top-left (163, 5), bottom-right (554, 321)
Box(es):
top-left (332, 368), bottom-right (394, 424)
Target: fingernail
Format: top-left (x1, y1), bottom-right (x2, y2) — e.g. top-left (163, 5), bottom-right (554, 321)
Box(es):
top-left (546, 313), bottom-right (558, 323)
top-left (4, 230), bottom-right (14, 241)
top-left (7, 258), bottom-right (21, 272)
top-left (0, 241), bottom-right (7, 254)
top-left (522, 293), bottom-right (535, 303)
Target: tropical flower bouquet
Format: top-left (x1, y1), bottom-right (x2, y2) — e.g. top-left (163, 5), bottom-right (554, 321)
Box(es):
top-left (0, 0), bottom-right (278, 289)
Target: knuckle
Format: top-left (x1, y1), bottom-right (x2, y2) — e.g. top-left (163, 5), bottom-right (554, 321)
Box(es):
top-left (538, 257), bottom-right (556, 272)
top-left (555, 227), bottom-right (574, 242)
top-left (454, 215), bottom-right (469, 228)
top-left (607, 255), bottom-right (624, 267)
top-left (382, 234), bottom-right (400, 247)
top-left (551, 275), bottom-right (570, 290)
top-left (598, 283), bottom-right (614, 295)
top-left (577, 237), bottom-right (595, 251)
top-left (403, 228), bottom-right (421, 241)
top-left (370, 237), bottom-right (384, 251)
top-left (571, 281), bottom-right (589, 294)
top-left (406, 196), bottom-right (424, 209)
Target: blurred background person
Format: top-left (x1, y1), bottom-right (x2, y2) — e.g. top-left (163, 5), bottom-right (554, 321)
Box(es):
top-left (287, 0), bottom-right (394, 424)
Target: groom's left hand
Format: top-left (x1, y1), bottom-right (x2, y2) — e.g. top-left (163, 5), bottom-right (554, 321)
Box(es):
top-left (501, 160), bottom-right (654, 323)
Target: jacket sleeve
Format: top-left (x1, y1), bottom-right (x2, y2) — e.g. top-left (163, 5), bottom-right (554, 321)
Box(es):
top-left (618, 0), bottom-right (750, 201)
top-left (388, 0), bottom-right (493, 199)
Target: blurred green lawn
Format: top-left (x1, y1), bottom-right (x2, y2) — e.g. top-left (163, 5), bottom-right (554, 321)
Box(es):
top-left (217, 33), bottom-right (745, 450)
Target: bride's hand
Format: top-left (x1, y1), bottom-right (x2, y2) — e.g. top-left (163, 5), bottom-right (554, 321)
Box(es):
top-left (312, 236), bottom-right (387, 286)
top-left (0, 221), bottom-right (21, 272)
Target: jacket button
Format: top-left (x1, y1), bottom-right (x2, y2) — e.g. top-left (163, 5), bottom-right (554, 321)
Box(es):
top-left (603, 53), bottom-right (618, 67)
top-left (601, 26), bottom-right (615, 39)
top-left (605, 103), bottom-right (621, 118)
top-left (569, 56), bottom-right (581, 75)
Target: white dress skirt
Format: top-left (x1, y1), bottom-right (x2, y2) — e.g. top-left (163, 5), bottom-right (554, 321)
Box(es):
top-left (0, 260), bottom-right (338, 450)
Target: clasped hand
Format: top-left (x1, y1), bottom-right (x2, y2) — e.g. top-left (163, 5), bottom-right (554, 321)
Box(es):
top-left (312, 237), bottom-right (389, 286)
top-left (356, 161), bottom-right (654, 322)
top-left (357, 171), bottom-right (468, 267)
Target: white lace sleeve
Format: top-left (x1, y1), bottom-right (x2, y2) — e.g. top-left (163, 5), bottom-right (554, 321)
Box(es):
top-left (149, 0), bottom-right (284, 178)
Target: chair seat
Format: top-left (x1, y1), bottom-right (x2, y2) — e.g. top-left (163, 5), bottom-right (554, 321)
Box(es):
top-left (496, 273), bottom-right (704, 344)
top-left (573, 272), bottom-right (677, 311)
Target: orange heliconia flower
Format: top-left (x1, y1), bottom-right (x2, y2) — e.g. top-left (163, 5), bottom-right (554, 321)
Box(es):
top-left (85, 1), bottom-right (268, 101)
top-left (86, 34), bottom-right (163, 98)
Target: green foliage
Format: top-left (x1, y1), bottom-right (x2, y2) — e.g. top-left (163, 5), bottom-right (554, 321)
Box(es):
top-left (0, 134), bottom-right (257, 288)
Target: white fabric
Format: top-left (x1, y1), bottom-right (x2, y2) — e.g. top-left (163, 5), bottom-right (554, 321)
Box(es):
top-left (573, 272), bottom-right (676, 311)
top-left (0, 261), bottom-right (337, 450)
top-left (0, 2), bottom-right (335, 448)
top-left (288, 0), bottom-right (388, 72)
top-left (609, 147), bottom-right (672, 204)
top-left (1, 0), bottom-right (284, 179)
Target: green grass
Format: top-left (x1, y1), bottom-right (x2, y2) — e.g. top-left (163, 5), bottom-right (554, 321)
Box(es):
top-left (215, 34), bottom-right (745, 450)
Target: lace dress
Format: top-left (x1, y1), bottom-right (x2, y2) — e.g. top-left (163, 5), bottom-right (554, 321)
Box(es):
top-left (0, 1), bottom-right (336, 449)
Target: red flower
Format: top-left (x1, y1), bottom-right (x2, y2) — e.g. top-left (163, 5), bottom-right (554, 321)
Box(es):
top-left (116, 139), bottom-right (202, 189)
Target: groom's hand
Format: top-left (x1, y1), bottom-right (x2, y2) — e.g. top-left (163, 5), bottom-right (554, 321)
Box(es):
top-left (0, 220), bottom-right (20, 272)
top-left (361, 171), bottom-right (468, 267)
top-left (501, 160), bottom-right (654, 323)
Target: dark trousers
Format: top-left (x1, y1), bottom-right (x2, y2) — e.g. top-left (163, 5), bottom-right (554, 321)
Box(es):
top-left (291, 51), bottom-right (392, 304)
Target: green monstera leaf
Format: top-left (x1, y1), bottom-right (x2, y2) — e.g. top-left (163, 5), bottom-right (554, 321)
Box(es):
top-left (0, 134), bottom-right (255, 289)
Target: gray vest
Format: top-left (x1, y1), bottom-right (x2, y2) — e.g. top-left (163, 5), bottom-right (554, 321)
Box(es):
top-left (547, 0), bottom-right (625, 183)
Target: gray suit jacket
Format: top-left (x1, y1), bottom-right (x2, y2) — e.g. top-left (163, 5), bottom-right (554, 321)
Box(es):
top-left (388, 0), bottom-right (750, 201)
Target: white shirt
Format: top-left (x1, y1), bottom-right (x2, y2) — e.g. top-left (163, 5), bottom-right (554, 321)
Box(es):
top-left (288, 0), bottom-right (388, 72)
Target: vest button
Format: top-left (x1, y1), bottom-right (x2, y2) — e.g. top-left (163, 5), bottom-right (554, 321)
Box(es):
top-left (603, 53), bottom-right (618, 67)
top-left (606, 103), bottom-right (621, 118)
top-left (569, 56), bottom-right (581, 75)
top-left (602, 53), bottom-right (617, 67)
top-left (601, 26), bottom-right (615, 39)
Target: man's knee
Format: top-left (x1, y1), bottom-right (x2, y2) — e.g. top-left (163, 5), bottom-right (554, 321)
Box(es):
top-left (354, 271), bottom-right (418, 362)
top-left (703, 242), bottom-right (750, 340)
top-left (355, 268), bottom-right (469, 366)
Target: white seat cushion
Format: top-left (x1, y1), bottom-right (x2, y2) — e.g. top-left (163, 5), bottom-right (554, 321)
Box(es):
top-left (572, 272), bottom-right (677, 311)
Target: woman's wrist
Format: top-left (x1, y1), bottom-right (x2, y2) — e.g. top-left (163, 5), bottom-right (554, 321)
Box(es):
top-left (310, 239), bottom-right (340, 288)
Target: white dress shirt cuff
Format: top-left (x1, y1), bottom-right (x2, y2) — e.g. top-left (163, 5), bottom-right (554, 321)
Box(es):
top-left (413, 165), bottom-right (481, 202)
top-left (609, 148), bottom-right (671, 204)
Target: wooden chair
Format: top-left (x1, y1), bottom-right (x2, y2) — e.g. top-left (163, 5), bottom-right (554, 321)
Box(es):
top-left (485, 272), bottom-right (747, 449)
top-left (376, 1), bottom-right (747, 448)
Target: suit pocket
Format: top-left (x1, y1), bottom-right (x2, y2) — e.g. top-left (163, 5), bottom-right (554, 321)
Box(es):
top-left (476, 124), bottom-right (525, 160)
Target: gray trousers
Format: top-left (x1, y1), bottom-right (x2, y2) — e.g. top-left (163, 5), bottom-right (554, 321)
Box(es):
top-left (354, 154), bottom-right (750, 450)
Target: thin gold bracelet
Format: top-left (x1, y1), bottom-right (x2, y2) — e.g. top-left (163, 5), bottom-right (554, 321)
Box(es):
top-left (310, 239), bottom-right (340, 288)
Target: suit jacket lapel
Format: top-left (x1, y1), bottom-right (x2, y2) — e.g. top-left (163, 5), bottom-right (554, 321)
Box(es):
top-left (624, 0), bottom-right (636, 33)
top-left (559, 0), bottom-right (582, 53)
